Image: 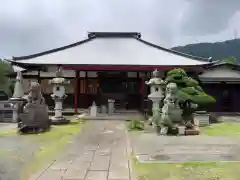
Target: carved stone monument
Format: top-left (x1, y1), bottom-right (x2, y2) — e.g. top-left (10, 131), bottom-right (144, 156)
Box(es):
top-left (49, 67), bottom-right (70, 124)
top-left (18, 82), bottom-right (51, 133)
top-left (9, 71), bottom-right (26, 123)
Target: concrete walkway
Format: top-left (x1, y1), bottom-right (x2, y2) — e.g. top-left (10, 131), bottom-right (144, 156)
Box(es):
top-left (30, 120), bottom-right (132, 180)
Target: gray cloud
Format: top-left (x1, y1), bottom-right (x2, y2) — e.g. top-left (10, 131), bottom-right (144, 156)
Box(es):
top-left (179, 0), bottom-right (240, 36)
top-left (0, 0), bottom-right (240, 57)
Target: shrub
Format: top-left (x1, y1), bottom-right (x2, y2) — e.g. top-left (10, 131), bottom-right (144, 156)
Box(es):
top-left (128, 119), bottom-right (145, 131)
top-left (166, 68), bottom-right (216, 107)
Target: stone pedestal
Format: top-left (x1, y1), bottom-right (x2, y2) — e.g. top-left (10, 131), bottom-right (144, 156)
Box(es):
top-left (194, 111), bottom-right (209, 127)
top-left (51, 97), bottom-right (69, 125)
top-left (108, 99), bottom-right (115, 115)
top-left (90, 102), bottom-right (97, 117)
top-left (9, 98), bottom-right (26, 123)
top-left (178, 126), bottom-right (185, 136)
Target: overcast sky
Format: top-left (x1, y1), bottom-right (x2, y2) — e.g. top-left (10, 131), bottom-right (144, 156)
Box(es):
top-left (1, 0), bottom-right (240, 57)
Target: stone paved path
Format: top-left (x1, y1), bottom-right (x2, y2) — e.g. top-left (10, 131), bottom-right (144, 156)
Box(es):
top-left (30, 120), bottom-right (132, 180)
top-left (130, 132), bottom-right (240, 163)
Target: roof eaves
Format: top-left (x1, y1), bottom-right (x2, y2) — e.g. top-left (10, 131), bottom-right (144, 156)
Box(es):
top-left (135, 37), bottom-right (211, 62)
top-left (12, 36), bottom-right (95, 61)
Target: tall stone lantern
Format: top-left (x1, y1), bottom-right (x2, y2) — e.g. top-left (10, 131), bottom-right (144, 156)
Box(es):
top-left (145, 69), bottom-right (166, 127)
top-left (9, 71), bottom-right (26, 123)
top-left (49, 67), bottom-right (70, 125)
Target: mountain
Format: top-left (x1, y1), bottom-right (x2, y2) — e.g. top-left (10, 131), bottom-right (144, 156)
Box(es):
top-left (172, 39), bottom-right (240, 62)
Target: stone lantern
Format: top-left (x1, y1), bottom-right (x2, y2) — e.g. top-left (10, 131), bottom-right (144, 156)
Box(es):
top-left (49, 67), bottom-right (70, 124)
top-left (145, 69), bottom-right (166, 126)
top-left (9, 71), bottom-right (26, 123)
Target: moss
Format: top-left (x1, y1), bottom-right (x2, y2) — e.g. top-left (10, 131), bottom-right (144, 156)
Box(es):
top-left (20, 119), bottom-right (83, 180)
top-left (133, 158), bottom-right (240, 180)
top-left (201, 123), bottom-right (240, 136)
top-left (0, 129), bottom-right (17, 136)
top-left (128, 119), bottom-right (145, 131)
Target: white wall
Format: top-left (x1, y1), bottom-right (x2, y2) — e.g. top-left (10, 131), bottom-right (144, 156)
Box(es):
top-left (23, 65), bottom-right (75, 77)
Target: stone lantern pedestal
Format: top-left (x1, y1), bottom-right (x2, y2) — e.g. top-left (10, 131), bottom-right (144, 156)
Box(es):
top-left (49, 67), bottom-right (70, 125)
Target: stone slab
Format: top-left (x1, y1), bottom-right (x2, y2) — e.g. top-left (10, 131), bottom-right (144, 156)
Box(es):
top-left (89, 155), bottom-right (110, 171)
top-left (37, 169), bottom-right (65, 180)
top-left (85, 171), bottom-right (108, 180)
top-left (131, 133), bottom-right (240, 163)
top-left (108, 166), bottom-right (130, 180)
top-left (63, 167), bottom-right (87, 180)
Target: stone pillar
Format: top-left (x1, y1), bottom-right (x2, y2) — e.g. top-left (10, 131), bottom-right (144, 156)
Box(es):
top-left (108, 99), bottom-right (115, 115)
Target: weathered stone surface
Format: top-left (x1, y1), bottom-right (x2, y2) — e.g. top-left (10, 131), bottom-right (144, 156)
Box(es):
top-left (30, 120), bottom-right (131, 180)
top-left (90, 155), bottom-right (110, 171)
top-left (18, 82), bottom-right (50, 133)
top-left (130, 132), bottom-right (240, 163)
top-left (85, 171), bottom-right (107, 180)
top-left (37, 169), bottom-right (65, 180)
top-left (64, 167), bottom-right (87, 180)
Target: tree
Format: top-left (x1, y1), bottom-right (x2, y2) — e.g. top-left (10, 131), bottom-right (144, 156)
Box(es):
top-left (220, 56), bottom-right (238, 65)
top-left (0, 59), bottom-right (14, 96)
top-left (165, 68), bottom-right (215, 125)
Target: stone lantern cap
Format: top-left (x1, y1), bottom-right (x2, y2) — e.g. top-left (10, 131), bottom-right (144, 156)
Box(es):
top-left (148, 91), bottom-right (164, 101)
top-left (145, 69), bottom-right (166, 86)
top-left (145, 78), bottom-right (166, 85)
top-left (49, 77), bottom-right (70, 85)
top-left (49, 66), bottom-right (70, 85)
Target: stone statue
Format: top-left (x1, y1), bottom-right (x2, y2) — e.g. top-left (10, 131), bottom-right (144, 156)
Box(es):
top-left (18, 82), bottom-right (50, 133)
top-left (160, 83), bottom-right (183, 134)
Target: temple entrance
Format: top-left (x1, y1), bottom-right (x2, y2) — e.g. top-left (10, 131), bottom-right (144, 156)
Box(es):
top-left (98, 71), bottom-right (141, 109)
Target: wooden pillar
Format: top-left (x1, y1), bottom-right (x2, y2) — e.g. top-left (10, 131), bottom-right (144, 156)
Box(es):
top-left (37, 70), bottom-right (41, 84)
top-left (85, 71), bottom-right (88, 108)
top-left (74, 70), bottom-right (80, 114)
top-left (139, 72), bottom-right (145, 112)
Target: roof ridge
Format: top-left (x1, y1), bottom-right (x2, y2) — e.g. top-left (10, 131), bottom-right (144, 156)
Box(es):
top-left (135, 37), bottom-right (211, 61)
top-left (13, 37), bottom-right (95, 61)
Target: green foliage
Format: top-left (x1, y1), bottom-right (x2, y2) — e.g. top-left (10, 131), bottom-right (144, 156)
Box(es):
top-left (172, 39), bottom-right (240, 63)
top-left (128, 119), bottom-right (145, 131)
top-left (166, 68), bottom-right (216, 106)
top-left (220, 56), bottom-right (238, 65)
top-left (0, 60), bottom-right (13, 96)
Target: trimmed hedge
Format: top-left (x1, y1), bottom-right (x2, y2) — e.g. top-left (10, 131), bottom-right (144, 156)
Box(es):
top-left (166, 68), bottom-right (216, 106)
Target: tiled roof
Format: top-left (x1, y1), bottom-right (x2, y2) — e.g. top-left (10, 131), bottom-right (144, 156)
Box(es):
top-left (6, 32), bottom-right (211, 67)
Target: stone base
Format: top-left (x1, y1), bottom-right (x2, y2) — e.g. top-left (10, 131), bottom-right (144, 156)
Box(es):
top-left (185, 129), bottom-right (200, 136)
top-left (51, 116), bottom-right (70, 125)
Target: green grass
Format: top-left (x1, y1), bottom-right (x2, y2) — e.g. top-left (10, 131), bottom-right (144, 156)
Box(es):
top-left (201, 123), bottom-right (240, 136)
top-left (0, 129), bottom-right (17, 136)
top-left (21, 119), bottom-right (84, 180)
top-left (133, 158), bottom-right (240, 180)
